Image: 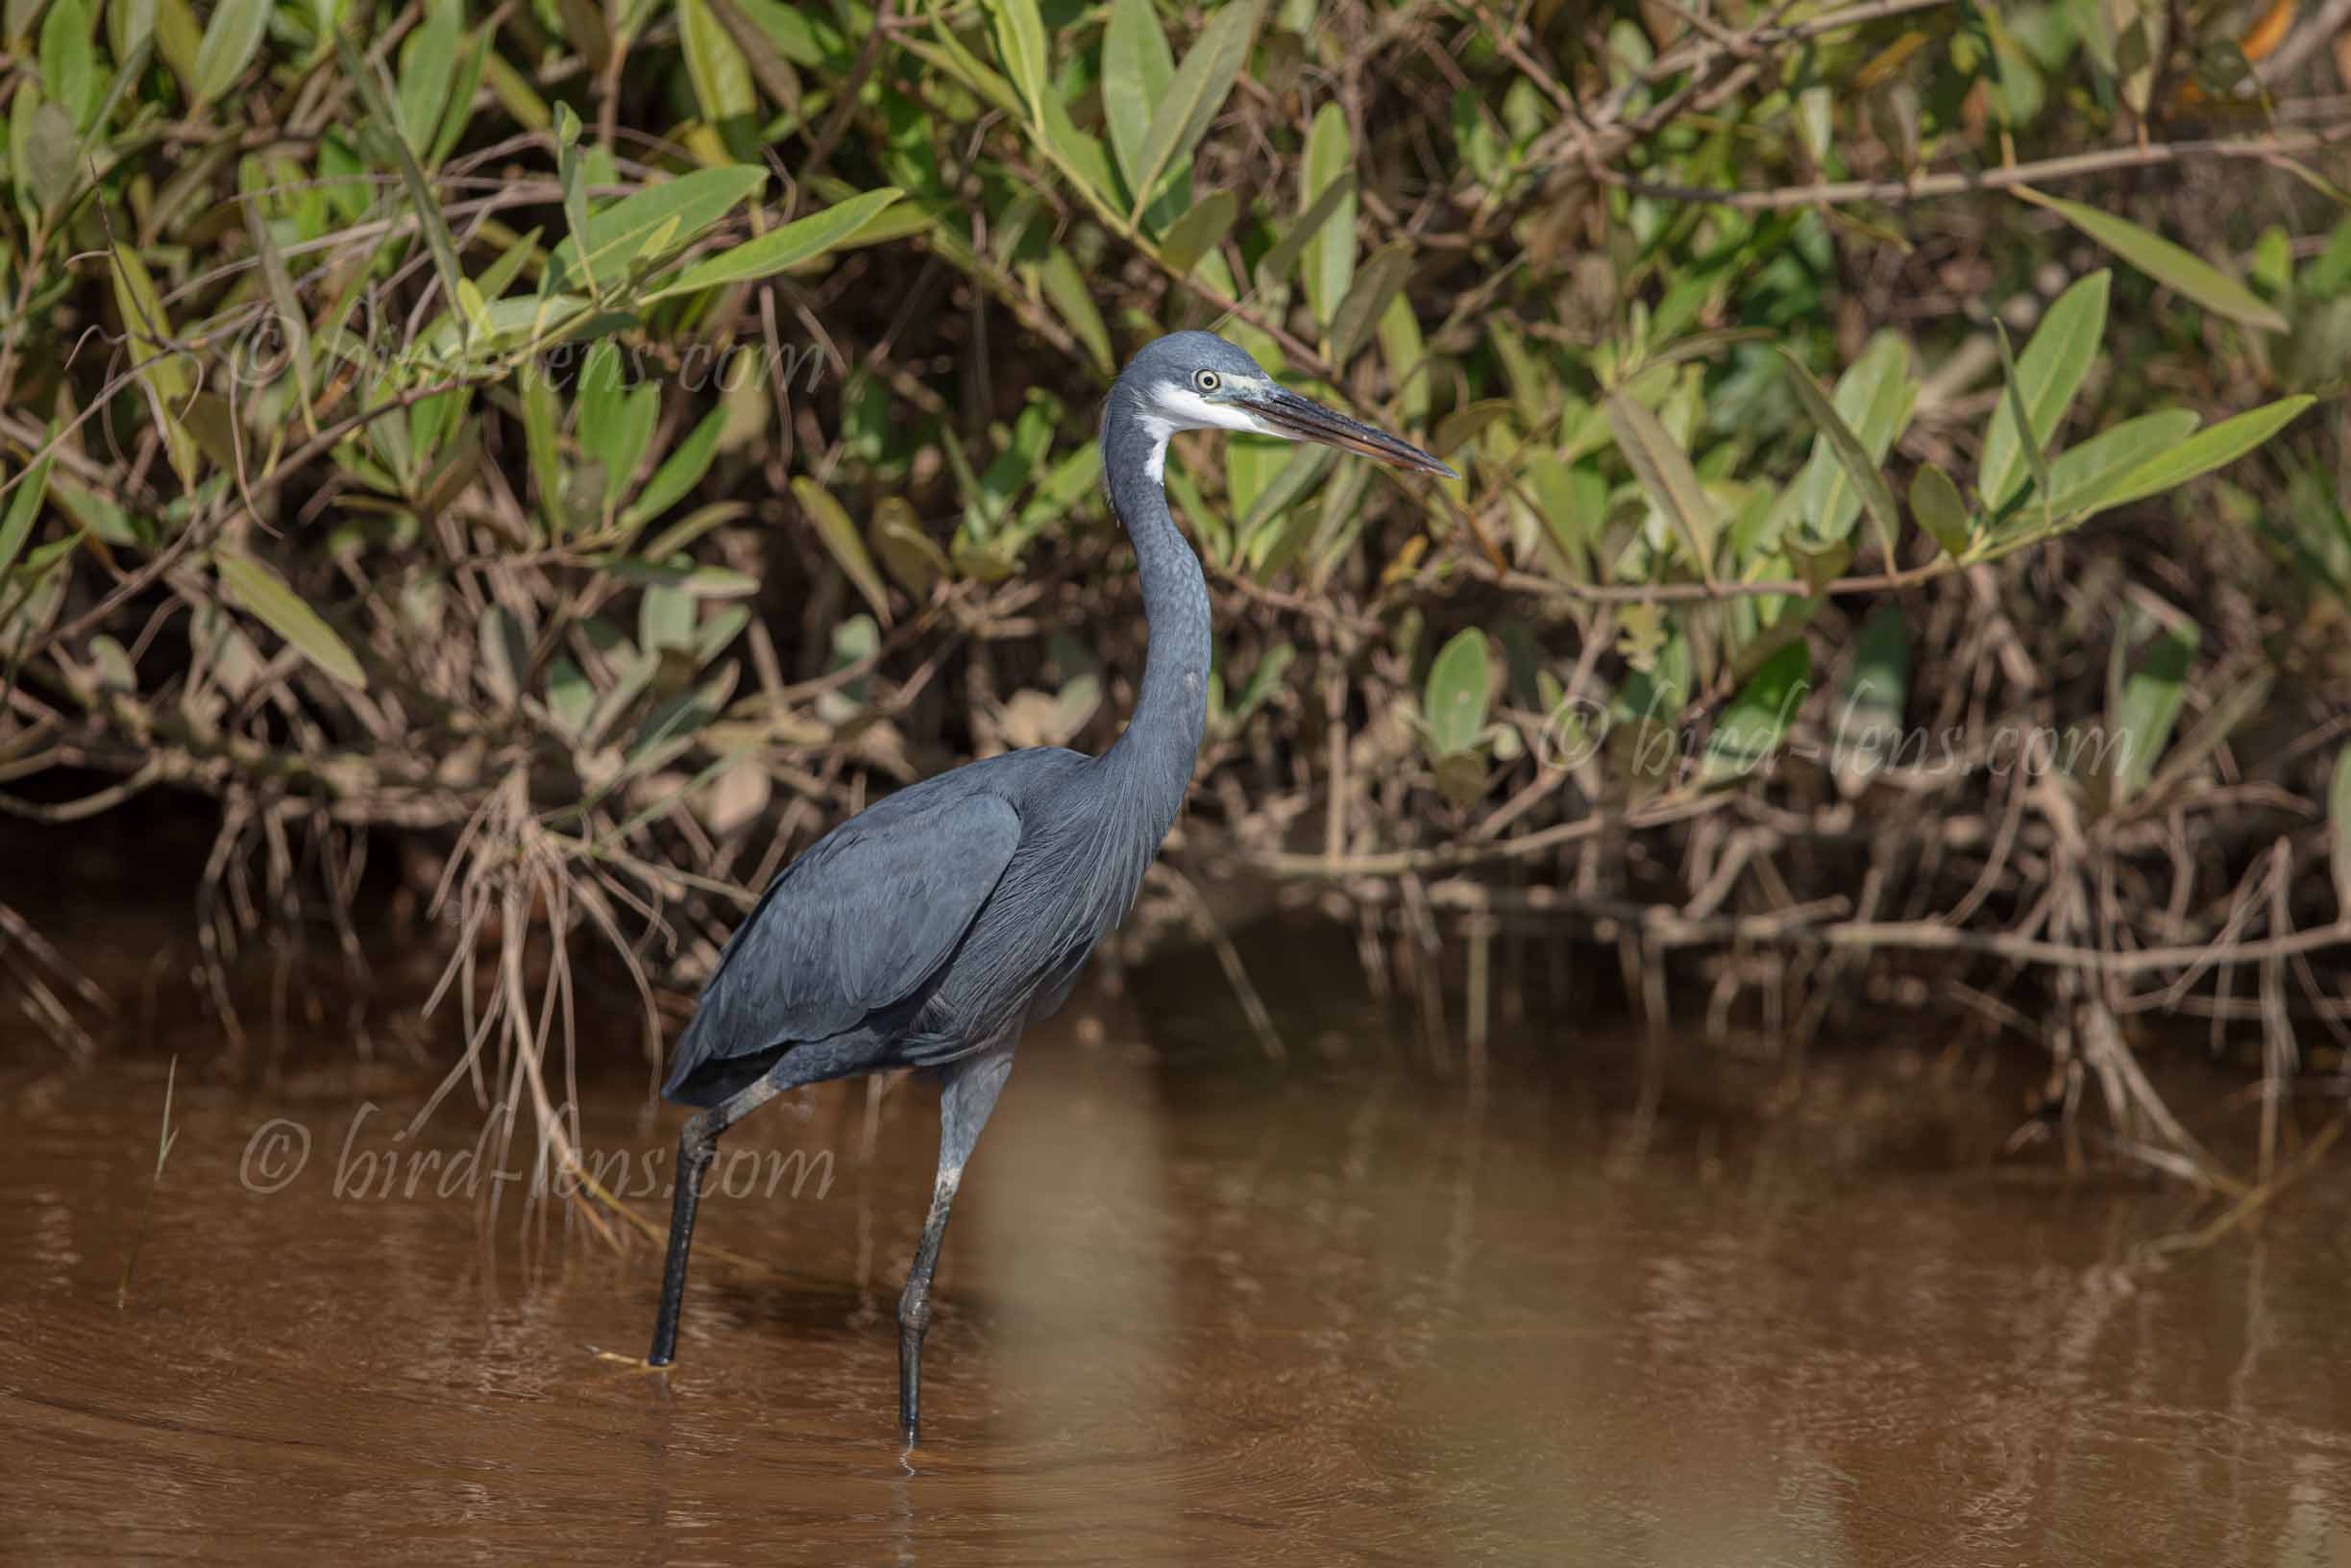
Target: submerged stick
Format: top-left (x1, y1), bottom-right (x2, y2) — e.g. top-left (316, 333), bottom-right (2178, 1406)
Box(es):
top-left (116, 1056), bottom-right (180, 1308)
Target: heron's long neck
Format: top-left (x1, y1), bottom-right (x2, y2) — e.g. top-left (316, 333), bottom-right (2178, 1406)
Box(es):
top-left (1096, 387), bottom-right (1210, 842)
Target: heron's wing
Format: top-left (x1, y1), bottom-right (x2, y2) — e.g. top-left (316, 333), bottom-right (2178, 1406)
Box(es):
top-left (664, 792), bottom-right (1022, 1095)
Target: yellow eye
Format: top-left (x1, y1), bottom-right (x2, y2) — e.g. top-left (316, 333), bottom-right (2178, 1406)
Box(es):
top-left (1195, 370), bottom-right (1220, 392)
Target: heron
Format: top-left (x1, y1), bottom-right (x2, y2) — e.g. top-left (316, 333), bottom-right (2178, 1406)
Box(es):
top-left (644, 331), bottom-right (1455, 1443)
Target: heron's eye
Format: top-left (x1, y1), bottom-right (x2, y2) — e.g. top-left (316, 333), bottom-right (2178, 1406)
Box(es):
top-left (1194, 369), bottom-right (1221, 393)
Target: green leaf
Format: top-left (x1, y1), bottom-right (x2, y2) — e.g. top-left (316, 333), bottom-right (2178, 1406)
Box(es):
top-left (607, 560), bottom-right (757, 600)
top-left (460, 278), bottom-right (498, 340)
top-left (1036, 244), bottom-right (1114, 375)
top-left (153, 0), bottom-right (200, 101)
top-left (1831, 606), bottom-right (1907, 787)
top-left (83, 31), bottom-right (153, 145)
top-left (109, 244), bottom-right (199, 488)
top-left (1036, 92), bottom-right (1120, 208)
top-left (1991, 321), bottom-right (2053, 527)
top-left (574, 348), bottom-right (625, 455)
top-left (1908, 462), bottom-right (1971, 557)
top-left (1422, 626), bottom-right (1490, 758)
top-left (14, 92), bottom-right (80, 217)
top-left (2016, 188), bottom-right (2288, 333)
top-left (191, 0), bottom-right (268, 107)
top-left (544, 163), bottom-right (768, 296)
top-left (1228, 642), bottom-right (1294, 723)
top-left (547, 656), bottom-right (594, 735)
top-left (1433, 397), bottom-right (1510, 462)
top-left (562, 461), bottom-right (607, 538)
top-left (215, 549), bottom-right (367, 688)
top-left (680, 0), bottom-right (756, 124)
top-left (636, 214), bottom-right (682, 267)
top-left (1432, 751), bottom-right (1488, 806)
top-left (2307, 217), bottom-right (2351, 297)
top-left (1157, 189), bottom-right (1237, 275)
top-left (577, 342), bottom-right (657, 503)
top-left (1380, 288), bottom-right (1429, 424)
top-left (904, 6), bottom-right (1021, 117)
top-left (1525, 451), bottom-right (1604, 581)
top-left (427, 20), bottom-right (494, 167)
top-left (696, 605), bottom-right (750, 667)
top-left (1780, 331), bottom-right (1914, 548)
top-left (109, 244), bottom-right (184, 400)
top-left (1240, 443), bottom-right (1335, 574)
top-left (555, 108), bottom-right (596, 298)
top-left (870, 497), bottom-right (948, 597)
top-left (990, 0), bottom-right (1049, 122)
top-left (1701, 640), bottom-right (1809, 785)
top-left (1223, 431), bottom-right (1284, 527)
top-left (1327, 242), bottom-right (1410, 368)
top-left (622, 667), bottom-right (737, 779)
top-left (38, 0), bottom-right (95, 128)
top-left (243, 200), bottom-right (315, 427)
top-left (2042, 409), bottom-right (2201, 520)
top-left (479, 603), bottom-right (530, 702)
top-left (1300, 102), bottom-right (1356, 333)
top-left (0, 446), bottom-right (54, 579)
top-left (521, 365), bottom-right (565, 537)
top-left (2086, 396), bottom-right (2314, 516)
top-left (700, 0), bottom-right (802, 115)
top-left (88, 635), bottom-right (135, 693)
top-left (551, 0), bottom-right (611, 70)
top-left (639, 501), bottom-right (750, 561)
top-left (1103, 0), bottom-right (1174, 198)
top-left (1255, 168), bottom-right (1355, 294)
top-left (794, 477), bottom-right (894, 624)
top-left (2108, 625), bottom-right (2196, 806)
top-left (643, 186), bottom-right (903, 300)
top-left (2331, 745), bottom-right (2351, 920)
top-left (1020, 439), bottom-right (1103, 527)
top-left (1776, 346), bottom-right (1902, 567)
top-left (727, 0), bottom-right (840, 66)
top-left (1127, 0), bottom-right (1259, 221)
top-left (2147, 668), bottom-right (2272, 797)
top-left (1979, 270), bottom-right (2109, 510)
top-left (397, 0), bottom-right (462, 155)
top-left (1794, 85), bottom-right (1832, 162)
top-left (1606, 391), bottom-right (1716, 579)
top-left (335, 35), bottom-right (468, 320)
top-left (621, 404), bottom-right (728, 530)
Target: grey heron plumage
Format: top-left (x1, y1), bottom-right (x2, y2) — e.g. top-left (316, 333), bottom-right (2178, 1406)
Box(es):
top-left (643, 331), bottom-right (1454, 1444)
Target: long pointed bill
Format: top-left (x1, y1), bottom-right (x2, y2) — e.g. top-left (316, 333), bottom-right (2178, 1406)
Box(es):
top-left (1232, 386), bottom-right (1458, 479)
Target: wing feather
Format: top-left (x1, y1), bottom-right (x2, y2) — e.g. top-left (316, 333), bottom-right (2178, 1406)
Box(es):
top-left (661, 792), bottom-right (1021, 1100)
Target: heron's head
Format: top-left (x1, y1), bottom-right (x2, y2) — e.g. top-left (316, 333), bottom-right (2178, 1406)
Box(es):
top-left (1116, 331), bottom-right (1457, 479)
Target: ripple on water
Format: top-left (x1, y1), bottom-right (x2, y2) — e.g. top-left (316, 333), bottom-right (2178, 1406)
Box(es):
top-left (4, 1025), bottom-right (2351, 1564)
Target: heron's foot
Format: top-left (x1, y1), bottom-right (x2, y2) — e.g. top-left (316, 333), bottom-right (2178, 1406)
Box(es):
top-left (589, 1347), bottom-right (673, 1372)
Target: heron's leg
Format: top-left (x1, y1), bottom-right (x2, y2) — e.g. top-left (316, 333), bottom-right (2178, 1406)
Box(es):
top-left (647, 1073), bottom-right (781, 1367)
top-left (898, 1049), bottom-right (1014, 1446)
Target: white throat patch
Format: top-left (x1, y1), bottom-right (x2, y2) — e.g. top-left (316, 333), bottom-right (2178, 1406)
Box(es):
top-left (1133, 382), bottom-right (1289, 486)
top-left (1147, 383), bottom-right (1286, 439)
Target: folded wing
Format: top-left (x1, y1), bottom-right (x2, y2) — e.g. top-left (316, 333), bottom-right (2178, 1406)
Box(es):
top-left (662, 791), bottom-right (1023, 1102)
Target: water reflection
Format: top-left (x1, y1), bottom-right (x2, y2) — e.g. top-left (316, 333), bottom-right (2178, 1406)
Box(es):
top-left (4, 987), bottom-right (2349, 1563)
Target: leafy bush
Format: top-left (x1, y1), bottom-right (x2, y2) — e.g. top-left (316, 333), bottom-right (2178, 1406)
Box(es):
top-left (3, 0), bottom-right (2348, 1182)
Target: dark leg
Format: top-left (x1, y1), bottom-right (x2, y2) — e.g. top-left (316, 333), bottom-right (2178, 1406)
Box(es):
top-left (898, 1049), bottom-right (1014, 1446)
top-left (648, 1074), bottom-right (781, 1367)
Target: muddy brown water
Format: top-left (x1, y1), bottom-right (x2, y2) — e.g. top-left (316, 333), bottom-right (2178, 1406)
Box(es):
top-left (6, 978), bottom-right (2351, 1564)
